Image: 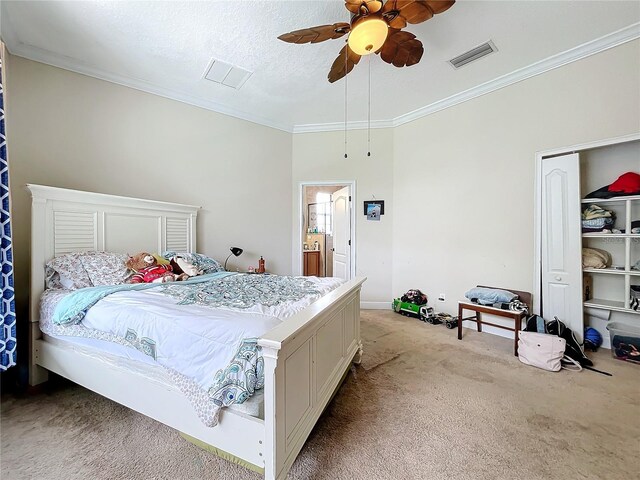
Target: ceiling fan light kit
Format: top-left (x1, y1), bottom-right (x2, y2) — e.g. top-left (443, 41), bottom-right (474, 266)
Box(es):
top-left (278, 0), bottom-right (456, 83)
top-left (348, 16), bottom-right (389, 55)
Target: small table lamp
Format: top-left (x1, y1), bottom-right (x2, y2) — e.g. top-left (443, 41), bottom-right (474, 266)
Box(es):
top-left (224, 247), bottom-right (243, 271)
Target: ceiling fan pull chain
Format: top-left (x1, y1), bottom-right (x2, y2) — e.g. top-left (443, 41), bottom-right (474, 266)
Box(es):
top-left (368, 54), bottom-right (371, 157)
top-left (344, 44), bottom-right (348, 159)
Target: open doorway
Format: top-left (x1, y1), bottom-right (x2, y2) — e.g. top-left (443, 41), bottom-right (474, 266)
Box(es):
top-left (299, 182), bottom-right (355, 280)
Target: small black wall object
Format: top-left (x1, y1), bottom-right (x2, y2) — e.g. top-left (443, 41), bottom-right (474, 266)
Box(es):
top-left (364, 200), bottom-right (384, 215)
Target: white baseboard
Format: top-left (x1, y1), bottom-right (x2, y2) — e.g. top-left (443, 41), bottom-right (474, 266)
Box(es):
top-left (361, 302), bottom-right (391, 310)
top-left (461, 320), bottom-right (514, 339)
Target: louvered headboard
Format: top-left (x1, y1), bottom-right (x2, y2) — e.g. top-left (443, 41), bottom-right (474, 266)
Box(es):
top-left (27, 184), bottom-right (200, 323)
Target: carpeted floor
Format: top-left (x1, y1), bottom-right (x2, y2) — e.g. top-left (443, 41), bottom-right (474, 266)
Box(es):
top-left (2, 310), bottom-right (638, 480)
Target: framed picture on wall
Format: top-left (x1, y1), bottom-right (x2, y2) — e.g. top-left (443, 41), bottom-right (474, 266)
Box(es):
top-left (366, 203), bottom-right (381, 221)
top-left (363, 200), bottom-right (384, 217)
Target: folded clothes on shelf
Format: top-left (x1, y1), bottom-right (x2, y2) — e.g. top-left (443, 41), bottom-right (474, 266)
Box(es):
top-left (597, 220), bottom-right (640, 235)
top-left (582, 204), bottom-right (616, 232)
top-left (582, 247), bottom-right (612, 269)
top-left (582, 204), bottom-right (614, 220)
top-left (582, 217), bottom-right (615, 231)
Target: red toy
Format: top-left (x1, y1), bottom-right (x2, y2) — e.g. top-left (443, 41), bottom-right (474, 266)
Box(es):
top-left (126, 252), bottom-right (188, 284)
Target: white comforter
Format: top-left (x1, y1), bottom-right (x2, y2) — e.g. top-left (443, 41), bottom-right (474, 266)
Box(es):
top-left (40, 274), bottom-right (344, 425)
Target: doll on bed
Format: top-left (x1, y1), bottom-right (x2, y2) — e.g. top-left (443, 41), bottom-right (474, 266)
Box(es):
top-left (126, 252), bottom-right (189, 283)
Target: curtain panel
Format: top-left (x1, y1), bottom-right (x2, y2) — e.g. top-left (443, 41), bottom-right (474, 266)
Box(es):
top-left (0, 43), bottom-right (17, 371)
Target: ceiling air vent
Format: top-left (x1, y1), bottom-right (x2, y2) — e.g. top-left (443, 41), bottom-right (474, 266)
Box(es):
top-left (203, 59), bottom-right (252, 89)
top-left (449, 41), bottom-right (497, 69)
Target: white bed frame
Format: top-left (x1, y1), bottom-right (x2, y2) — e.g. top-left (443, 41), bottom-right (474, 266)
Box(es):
top-left (27, 184), bottom-right (365, 480)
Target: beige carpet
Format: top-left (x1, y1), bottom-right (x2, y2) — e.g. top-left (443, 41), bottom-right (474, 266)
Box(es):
top-left (2, 310), bottom-right (638, 480)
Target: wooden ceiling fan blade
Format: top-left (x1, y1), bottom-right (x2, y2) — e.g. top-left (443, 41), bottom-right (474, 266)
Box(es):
top-left (278, 23), bottom-right (350, 44)
top-left (386, 15), bottom-right (407, 29)
top-left (382, 0), bottom-right (455, 26)
top-left (345, 0), bottom-right (362, 13)
top-left (379, 30), bottom-right (424, 67)
top-left (345, 0), bottom-right (383, 14)
top-left (425, 0), bottom-right (456, 15)
top-left (404, 39), bottom-right (424, 66)
top-left (398, 1), bottom-right (435, 24)
top-left (328, 45), bottom-right (362, 83)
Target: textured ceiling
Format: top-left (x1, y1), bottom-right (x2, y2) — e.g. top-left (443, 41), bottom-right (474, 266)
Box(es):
top-left (2, 1), bottom-right (639, 131)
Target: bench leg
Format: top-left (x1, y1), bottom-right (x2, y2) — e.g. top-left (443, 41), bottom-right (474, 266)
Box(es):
top-left (476, 312), bottom-right (482, 332)
top-left (514, 315), bottom-right (521, 357)
top-left (457, 303), bottom-right (463, 340)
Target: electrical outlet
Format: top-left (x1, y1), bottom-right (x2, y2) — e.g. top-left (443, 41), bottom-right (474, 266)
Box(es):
top-left (438, 293), bottom-right (446, 301)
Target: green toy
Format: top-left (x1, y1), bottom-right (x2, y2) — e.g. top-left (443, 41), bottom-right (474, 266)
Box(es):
top-left (392, 298), bottom-right (421, 318)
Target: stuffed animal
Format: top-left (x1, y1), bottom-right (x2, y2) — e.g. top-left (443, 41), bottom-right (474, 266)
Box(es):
top-left (169, 255), bottom-right (203, 278)
top-left (126, 252), bottom-right (188, 284)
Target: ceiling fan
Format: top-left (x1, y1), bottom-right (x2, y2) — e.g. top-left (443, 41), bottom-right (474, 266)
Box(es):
top-left (278, 0), bottom-right (455, 83)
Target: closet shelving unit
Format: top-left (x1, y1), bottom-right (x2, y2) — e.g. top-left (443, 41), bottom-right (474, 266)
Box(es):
top-left (581, 195), bottom-right (639, 315)
top-left (537, 134), bottom-right (640, 348)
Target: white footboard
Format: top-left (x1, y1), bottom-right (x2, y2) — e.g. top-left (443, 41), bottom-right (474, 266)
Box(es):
top-left (259, 277), bottom-right (365, 480)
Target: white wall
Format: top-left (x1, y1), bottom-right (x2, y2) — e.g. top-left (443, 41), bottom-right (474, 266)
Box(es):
top-left (6, 38), bottom-right (639, 323)
top-left (393, 39), bottom-right (640, 319)
top-left (292, 39), bottom-right (640, 316)
top-left (6, 55), bottom-right (293, 315)
top-left (292, 129), bottom-right (394, 307)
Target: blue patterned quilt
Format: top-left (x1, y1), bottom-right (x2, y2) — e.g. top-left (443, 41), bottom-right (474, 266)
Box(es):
top-left (43, 273), bottom-right (342, 426)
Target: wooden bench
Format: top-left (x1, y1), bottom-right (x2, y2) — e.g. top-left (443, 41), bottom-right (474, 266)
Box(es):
top-left (457, 286), bottom-right (532, 356)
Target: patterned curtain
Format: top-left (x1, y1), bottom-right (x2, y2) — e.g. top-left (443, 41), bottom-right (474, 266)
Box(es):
top-left (0, 44), bottom-right (16, 371)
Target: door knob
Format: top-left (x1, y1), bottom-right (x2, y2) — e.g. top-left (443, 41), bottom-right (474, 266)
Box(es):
top-left (555, 276), bottom-right (562, 281)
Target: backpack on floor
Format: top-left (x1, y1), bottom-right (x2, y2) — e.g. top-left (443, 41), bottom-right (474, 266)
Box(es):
top-left (524, 314), bottom-right (547, 333)
top-left (546, 317), bottom-right (593, 368)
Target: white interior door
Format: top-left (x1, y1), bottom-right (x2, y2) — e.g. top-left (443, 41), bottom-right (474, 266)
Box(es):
top-left (541, 153), bottom-right (584, 341)
top-left (331, 186), bottom-right (351, 280)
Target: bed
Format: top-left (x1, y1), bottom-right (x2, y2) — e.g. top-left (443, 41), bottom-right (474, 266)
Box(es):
top-left (27, 184), bottom-right (366, 480)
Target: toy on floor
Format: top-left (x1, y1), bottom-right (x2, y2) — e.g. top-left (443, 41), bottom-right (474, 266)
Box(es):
top-left (419, 305), bottom-right (436, 323)
top-left (393, 298), bottom-right (422, 318)
top-left (392, 289), bottom-right (428, 319)
top-left (421, 311), bottom-right (459, 329)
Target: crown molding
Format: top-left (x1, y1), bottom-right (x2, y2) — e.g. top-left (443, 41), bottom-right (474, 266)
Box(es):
top-left (390, 22), bottom-right (640, 129)
top-left (5, 41), bottom-right (295, 133)
top-left (293, 119), bottom-right (395, 134)
top-left (4, 21), bottom-right (639, 135)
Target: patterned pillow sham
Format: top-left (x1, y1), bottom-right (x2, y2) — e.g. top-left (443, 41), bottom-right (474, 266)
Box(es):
top-left (45, 266), bottom-right (77, 290)
top-left (162, 251), bottom-right (224, 274)
top-left (80, 251), bottom-right (131, 286)
top-left (45, 253), bottom-right (93, 290)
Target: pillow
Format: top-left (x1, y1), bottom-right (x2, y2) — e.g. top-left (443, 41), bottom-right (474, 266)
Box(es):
top-left (45, 253), bottom-right (93, 290)
top-left (80, 251), bottom-right (131, 286)
top-left (162, 251), bottom-right (224, 274)
top-left (464, 287), bottom-right (518, 306)
top-left (45, 266), bottom-right (77, 290)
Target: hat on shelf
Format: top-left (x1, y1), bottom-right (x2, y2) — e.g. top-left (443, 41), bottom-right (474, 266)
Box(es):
top-left (608, 172), bottom-right (640, 194)
top-left (585, 171), bottom-right (640, 199)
